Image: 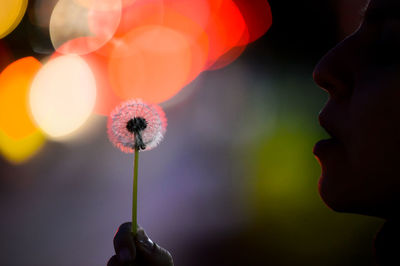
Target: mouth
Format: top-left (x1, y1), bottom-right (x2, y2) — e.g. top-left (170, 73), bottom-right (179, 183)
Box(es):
top-left (313, 138), bottom-right (340, 157)
top-left (314, 112), bottom-right (342, 157)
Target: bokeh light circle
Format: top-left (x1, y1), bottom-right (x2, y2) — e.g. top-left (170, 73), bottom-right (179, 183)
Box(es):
top-left (234, 0), bottom-right (273, 45)
top-left (163, 0), bottom-right (211, 33)
top-left (203, 0), bottom-right (248, 68)
top-left (0, 130), bottom-right (45, 164)
top-left (0, 57), bottom-right (45, 164)
top-left (113, 0), bottom-right (165, 38)
top-left (0, 57), bottom-right (42, 139)
top-left (109, 26), bottom-right (192, 104)
top-left (50, 0), bottom-right (122, 55)
top-left (159, 7), bottom-right (209, 85)
top-left (52, 45), bottom-right (123, 116)
top-left (0, 0), bottom-right (28, 39)
top-left (29, 55), bottom-right (97, 138)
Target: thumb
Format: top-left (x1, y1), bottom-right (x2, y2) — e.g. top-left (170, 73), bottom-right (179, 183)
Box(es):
top-left (113, 222), bottom-right (136, 264)
top-left (134, 228), bottom-right (174, 266)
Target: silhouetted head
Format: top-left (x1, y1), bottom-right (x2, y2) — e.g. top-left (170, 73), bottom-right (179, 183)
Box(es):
top-left (313, 0), bottom-right (400, 218)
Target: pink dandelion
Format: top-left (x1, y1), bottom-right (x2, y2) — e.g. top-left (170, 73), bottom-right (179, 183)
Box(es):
top-left (107, 99), bottom-right (167, 235)
top-left (107, 99), bottom-right (167, 153)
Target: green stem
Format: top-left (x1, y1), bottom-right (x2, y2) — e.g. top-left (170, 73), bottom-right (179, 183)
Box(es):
top-left (132, 147), bottom-right (139, 235)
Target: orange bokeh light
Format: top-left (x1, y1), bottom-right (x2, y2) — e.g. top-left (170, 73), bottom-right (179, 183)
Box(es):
top-left (83, 52), bottom-right (123, 115)
top-left (109, 25), bottom-right (192, 104)
top-left (0, 57), bottom-right (42, 139)
top-left (160, 7), bottom-right (209, 85)
top-left (163, 0), bottom-right (211, 31)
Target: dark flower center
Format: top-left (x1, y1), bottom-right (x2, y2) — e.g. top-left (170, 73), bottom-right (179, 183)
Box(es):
top-left (126, 117), bottom-right (148, 150)
top-left (126, 117), bottom-right (148, 133)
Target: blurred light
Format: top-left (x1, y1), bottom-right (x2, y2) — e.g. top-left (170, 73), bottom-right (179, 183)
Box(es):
top-left (163, 0), bottom-right (211, 31)
top-left (158, 8), bottom-right (209, 85)
top-left (0, 57), bottom-right (45, 164)
top-left (233, 0), bottom-right (273, 45)
top-left (0, 129), bottom-right (45, 164)
top-left (52, 45), bottom-right (122, 116)
top-left (27, 0), bottom-right (59, 54)
top-left (45, 0), bottom-right (272, 113)
top-left (203, 0), bottom-right (248, 68)
top-left (0, 57), bottom-right (42, 139)
top-left (29, 55), bottom-right (97, 138)
top-left (50, 0), bottom-right (121, 55)
top-left (208, 45), bottom-right (246, 71)
top-left (114, 0), bottom-right (164, 38)
top-left (0, 0), bottom-right (28, 39)
top-left (80, 51), bottom-right (122, 115)
top-left (29, 0), bottom-right (59, 28)
top-left (109, 26), bottom-right (192, 104)
top-left (73, 0), bottom-right (135, 9)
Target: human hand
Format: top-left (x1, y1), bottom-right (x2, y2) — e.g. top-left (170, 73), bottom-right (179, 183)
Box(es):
top-left (107, 222), bottom-right (174, 266)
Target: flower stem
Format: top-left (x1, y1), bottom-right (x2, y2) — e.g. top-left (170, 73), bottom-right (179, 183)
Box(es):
top-left (132, 147), bottom-right (139, 235)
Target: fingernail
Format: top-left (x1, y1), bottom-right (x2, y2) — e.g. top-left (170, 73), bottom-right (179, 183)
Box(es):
top-left (118, 248), bottom-right (132, 263)
top-left (136, 231), bottom-right (154, 251)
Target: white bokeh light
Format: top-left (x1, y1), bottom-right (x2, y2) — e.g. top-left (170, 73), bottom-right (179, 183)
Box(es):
top-left (49, 0), bottom-right (122, 55)
top-left (29, 55), bottom-right (96, 138)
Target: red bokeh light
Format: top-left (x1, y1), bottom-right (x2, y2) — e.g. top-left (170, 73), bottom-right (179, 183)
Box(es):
top-left (233, 0), bottom-right (273, 45)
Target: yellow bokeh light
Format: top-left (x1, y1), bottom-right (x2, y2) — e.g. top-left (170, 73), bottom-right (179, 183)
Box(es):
top-left (0, 0), bottom-right (28, 39)
top-left (0, 129), bottom-right (45, 164)
top-left (0, 57), bottom-right (42, 139)
top-left (29, 55), bottom-right (97, 138)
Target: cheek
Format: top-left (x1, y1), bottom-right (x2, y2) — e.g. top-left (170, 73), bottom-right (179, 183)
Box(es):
top-left (348, 80), bottom-right (400, 184)
top-left (318, 144), bottom-right (356, 212)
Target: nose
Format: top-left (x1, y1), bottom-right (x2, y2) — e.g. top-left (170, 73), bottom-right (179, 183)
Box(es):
top-left (313, 35), bottom-right (356, 100)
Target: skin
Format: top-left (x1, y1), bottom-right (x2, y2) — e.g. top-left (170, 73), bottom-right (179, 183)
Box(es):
top-left (108, 223), bottom-right (174, 266)
top-left (313, 0), bottom-right (400, 218)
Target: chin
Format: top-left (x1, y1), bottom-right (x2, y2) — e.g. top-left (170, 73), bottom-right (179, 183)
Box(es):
top-left (316, 158), bottom-right (368, 215)
top-left (314, 142), bottom-right (396, 218)
top-left (318, 170), bottom-right (392, 218)
top-left (318, 173), bottom-right (351, 213)
top-left (315, 151), bottom-right (356, 213)
top-left (314, 139), bottom-right (356, 211)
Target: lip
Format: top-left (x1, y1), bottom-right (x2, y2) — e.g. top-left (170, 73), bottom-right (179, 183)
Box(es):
top-left (313, 138), bottom-right (340, 157)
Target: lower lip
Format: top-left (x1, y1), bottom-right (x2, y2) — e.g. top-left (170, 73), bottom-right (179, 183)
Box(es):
top-left (313, 138), bottom-right (340, 157)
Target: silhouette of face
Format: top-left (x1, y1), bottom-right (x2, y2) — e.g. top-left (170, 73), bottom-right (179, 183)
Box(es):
top-left (313, 0), bottom-right (400, 218)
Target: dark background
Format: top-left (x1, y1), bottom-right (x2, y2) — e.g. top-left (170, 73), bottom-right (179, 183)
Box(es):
top-left (0, 0), bottom-right (382, 265)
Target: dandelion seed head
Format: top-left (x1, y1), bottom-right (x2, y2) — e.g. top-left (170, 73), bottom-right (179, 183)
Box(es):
top-left (107, 99), bottom-right (167, 153)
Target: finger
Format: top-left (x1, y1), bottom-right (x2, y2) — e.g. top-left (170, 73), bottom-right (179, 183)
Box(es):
top-left (114, 222), bottom-right (136, 264)
top-left (107, 255), bottom-right (121, 266)
top-left (135, 229), bottom-right (174, 266)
